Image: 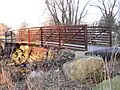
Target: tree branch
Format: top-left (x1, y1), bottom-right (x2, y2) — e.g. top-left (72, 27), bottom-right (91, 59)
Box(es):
top-left (74, 0), bottom-right (80, 25)
top-left (45, 0), bottom-right (89, 25)
top-left (101, 0), bottom-right (108, 16)
top-left (111, 0), bottom-right (117, 14)
top-left (78, 0), bottom-right (90, 24)
top-left (90, 4), bottom-right (106, 18)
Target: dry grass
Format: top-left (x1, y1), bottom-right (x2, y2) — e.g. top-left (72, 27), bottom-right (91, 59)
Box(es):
top-left (0, 48), bottom-right (120, 90)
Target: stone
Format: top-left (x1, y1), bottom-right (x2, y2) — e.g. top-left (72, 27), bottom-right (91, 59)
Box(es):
top-left (62, 56), bottom-right (104, 83)
top-left (11, 45), bottom-right (53, 65)
top-left (92, 75), bottom-right (120, 90)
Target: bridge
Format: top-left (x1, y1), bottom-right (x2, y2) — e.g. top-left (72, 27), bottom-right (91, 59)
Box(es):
top-left (3, 25), bottom-right (112, 51)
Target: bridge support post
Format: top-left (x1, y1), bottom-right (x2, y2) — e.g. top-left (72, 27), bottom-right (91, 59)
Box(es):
top-left (40, 28), bottom-right (43, 47)
top-left (84, 25), bottom-right (88, 51)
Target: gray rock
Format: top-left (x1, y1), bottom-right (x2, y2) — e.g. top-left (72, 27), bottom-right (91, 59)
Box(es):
top-left (62, 56), bottom-right (104, 83)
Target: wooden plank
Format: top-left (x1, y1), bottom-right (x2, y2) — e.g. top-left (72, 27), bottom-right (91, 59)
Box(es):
top-left (44, 40), bottom-right (85, 45)
top-left (42, 28), bottom-right (85, 31)
top-left (49, 40), bottom-right (85, 44)
top-left (90, 38), bottom-right (110, 41)
top-left (72, 36), bottom-right (85, 39)
top-left (87, 26), bottom-right (109, 28)
top-left (43, 44), bottom-right (86, 51)
top-left (60, 46), bottom-right (86, 51)
top-left (67, 42), bottom-right (85, 45)
top-left (42, 34), bottom-right (85, 37)
top-left (88, 31), bottom-right (110, 33)
top-left (90, 40), bottom-right (110, 43)
top-left (42, 36), bottom-right (85, 40)
top-left (87, 32), bottom-right (109, 35)
top-left (88, 35), bottom-right (110, 38)
top-left (41, 28), bottom-right (84, 31)
top-left (42, 31), bottom-right (85, 34)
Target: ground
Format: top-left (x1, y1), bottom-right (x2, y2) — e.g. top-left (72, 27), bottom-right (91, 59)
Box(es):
top-left (1, 48), bottom-right (120, 90)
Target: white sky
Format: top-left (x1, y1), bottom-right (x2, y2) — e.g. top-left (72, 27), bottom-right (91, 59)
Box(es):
top-left (0, 0), bottom-right (118, 29)
top-left (0, 0), bottom-right (47, 29)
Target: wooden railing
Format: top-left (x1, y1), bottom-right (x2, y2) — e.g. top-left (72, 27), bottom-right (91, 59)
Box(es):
top-left (40, 25), bottom-right (88, 51)
top-left (16, 25), bottom-right (87, 51)
top-left (4, 25), bottom-right (112, 51)
top-left (87, 26), bottom-right (112, 46)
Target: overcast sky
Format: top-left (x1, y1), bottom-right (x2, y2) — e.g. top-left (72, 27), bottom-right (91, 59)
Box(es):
top-left (0, 0), bottom-right (118, 29)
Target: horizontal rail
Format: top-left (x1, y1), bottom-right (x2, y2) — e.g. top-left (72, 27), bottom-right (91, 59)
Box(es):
top-left (4, 25), bottom-right (112, 51)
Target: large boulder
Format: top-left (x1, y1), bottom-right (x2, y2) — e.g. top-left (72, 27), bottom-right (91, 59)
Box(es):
top-left (62, 56), bottom-right (104, 83)
top-left (92, 75), bottom-right (120, 90)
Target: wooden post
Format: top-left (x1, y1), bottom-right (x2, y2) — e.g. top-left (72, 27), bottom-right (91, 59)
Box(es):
top-left (10, 31), bottom-right (13, 43)
top-left (28, 29), bottom-right (30, 45)
top-left (18, 30), bottom-right (20, 43)
top-left (40, 28), bottom-right (43, 47)
top-left (84, 25), bottom-right (88, 51)
top-left (109, 27), bottom-right (112, 47)
top-left (59, 27), bottom-right (61, 49)
top-left (5, 31), bottom-right (7, 44)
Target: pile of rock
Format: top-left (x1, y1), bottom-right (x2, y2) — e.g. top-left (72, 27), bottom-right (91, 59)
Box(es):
top-left (11, 45), bottom-right (55, 65)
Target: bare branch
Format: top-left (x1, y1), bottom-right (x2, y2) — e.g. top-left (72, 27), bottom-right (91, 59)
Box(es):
top-left (78, 0), bottom-right (90, 24)
top-left (91, 0), bottom-right (117, 19)
top-left (78, 10), bottom-right (88, 24)
top-left (98, 0), bottom-right (103, 4)
top-left (101, 0), bottom-right (108, 15)
top-left (45, 0), bottom-right (89, 25)
top-left (113, 11), bottom-right (118, 18)
top-left (74, 0), bottom-right (80, 25)
top-left (45, 0), bottom-right (54, 16)
top-left (90, 4), bottom-right (105, 17)
top-left (54, 0), bottom-right (62, 11)
top-left (111, 0), bottom-right (117, 14)
top-left (71, 0), bottom-right (75, 23)
top-left (81, 10), bottom-right (88, 19)
top-left (91, 0), bottom-right (117, 27)
top-left (68, 0), bottom-right (72, 24)
top-left (45, 0), bottom-right (61, 25)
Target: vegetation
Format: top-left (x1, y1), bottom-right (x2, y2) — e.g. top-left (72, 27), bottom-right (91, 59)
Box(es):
top-left (45, 0), bottom-right (90, 25)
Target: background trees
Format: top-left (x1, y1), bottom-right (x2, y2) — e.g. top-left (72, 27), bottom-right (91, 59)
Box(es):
top-left (45, 0), bottom-right (90, 25)
top-left (19, 21), bottom-right (28, 29)
top-left (91, 0), bottom-right (117, 27)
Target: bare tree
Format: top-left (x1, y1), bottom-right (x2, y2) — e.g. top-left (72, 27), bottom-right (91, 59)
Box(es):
top-left (45, 0), bottom-right (90, 25)
top-left (0, 23), bottom-right (11, 37)
top-left (0, 23), bottom-right (10, 31)
top-left (92, 21), bottom-right (99, 26)
top-left (43, 16), bottom-right (55, 25)
top-left (19, 21), bottom-right (28, 29)
top-left (90, 0), bottom-right (117, 27)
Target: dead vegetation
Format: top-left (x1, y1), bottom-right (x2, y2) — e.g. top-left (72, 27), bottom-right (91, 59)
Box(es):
top-left (0, 66), bottom-right (15, 90)
top-left (1, 44), bottom-right (120, 90)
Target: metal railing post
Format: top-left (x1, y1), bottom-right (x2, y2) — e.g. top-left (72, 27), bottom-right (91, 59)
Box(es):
top-left (59, 27), bottom-right (61, 49)
top-left (28, 29), bottom-right (30, 44)
top-left (40, 28), bottom-right (43, 47)
top-left (109, 27), bottom-right (112, 47)
top-left (10, 31), bottom-right (13, 43)
top-left (84, 25), bottom-right (88, 51)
